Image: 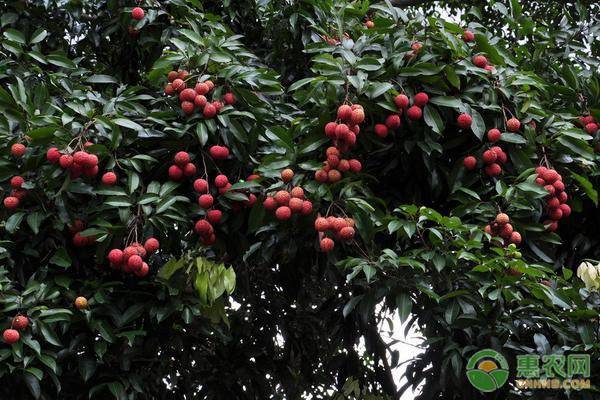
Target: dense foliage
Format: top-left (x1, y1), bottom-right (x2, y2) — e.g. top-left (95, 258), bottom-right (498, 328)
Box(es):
top-left (0, 0), bottom-right (599, 399)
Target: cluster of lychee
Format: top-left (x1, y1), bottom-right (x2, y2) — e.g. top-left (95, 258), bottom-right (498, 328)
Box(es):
top-left (164, 70), bottom-right (235, 118)
top-left (320, 32), bottom-right (351, 46)
top-left (463, 143), bottom-right (508, 177)
top-left (263, 169), bottom-right (313, 220)
top-left (577, 115), bottom-right (598, 136)
top-left (47, 147), bottom-right (99, 178)
top-left (107, 238), bottom-right (158, 277)
top-left (3, 175), bottom-right (28, 210)
top-left (70, 219), bottom-right (97, 247)
top-left (314, 215), bottom-right (356, 252)
top-left (168, 151), bottom-right (197, 181)
top-left (192, 175), bottom-right (227, 246)
top-left (472, 54), bottom-right (495, 73)
top-left (314, 147), bottom-right (361, 183)
top-left (2, 315), bottom-right (29, 344)
top-left (484, 213), bottom-right (522, 246)
top-left (323, 103), bottom-right (366, 151)
top-left (533, 167), bottom-right (571, 231)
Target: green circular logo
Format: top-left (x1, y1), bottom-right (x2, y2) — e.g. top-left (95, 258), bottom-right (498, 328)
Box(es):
top-left (466, 349), bottom-right (509, 392)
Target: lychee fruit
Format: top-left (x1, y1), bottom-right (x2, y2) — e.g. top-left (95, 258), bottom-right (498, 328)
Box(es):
top-left (198, 194), bottom-right (214, 209)
top-left (75, 296), bottom-right (88, 310)
top-left (320, 238), bottom-right (334, 252)
top-left (275, 206), bottom-right (292, 220)
top-left (281, 168), bottom-right (294, 183)
top-left (407, 106), bottom-right (422, 120)
top-left (457, 113), bottom-right (472, 129)
top-left (131, 7), bottom-right (145, 20)
top-left (487, 128), bottom-right (502, 142)
top-left (394, 94), bottom-right (409, 109)
top-left (101, 172), bottom-right (117, 186)
top-left (506, 118), bottom-right (521, 132)
top-left (414, 92), bottom-right (429, 107)
top-left (2, 329), bottom-right (20, 344)
top-left (463, 156), bottom-right (477, 170)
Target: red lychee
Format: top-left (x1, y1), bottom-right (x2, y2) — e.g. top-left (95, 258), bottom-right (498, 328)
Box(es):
top-left (11, 143), bottom-right (26, 157)
top-left (281, 168), bottom-right (294, 183)
top-left (506, 118), bottom-right (521, 132)
top-left (168, 165), bottom-right (183, 181)
top-left (394, 94), bottom-right (409, 109)
top-left (320, 238), bottom-right (334, 252)
top-left (487, 128), bottom-right (502, 142)
top-left (2, 329), bottom-right (19, 344)
top-left (472, 55), bottom-right (488, 68)
top-left (194, 178), bottom-right (209, 193)
top-left (198, 194), bottom-right (214, 209)
top-left (457, 113), bottom-right (472, 129)
top-left (407, 106), bottom-right (422, 120)
top-left (463, 156), bottom-right (477, 170)
top-left (414, 92), bottom-right (429, 107)
top-left (101, 172), bottom-right (117, 186)
top-left (131, 7), bottom-right (145, 20)
top-left (275, 206), bottom-right (292, 220)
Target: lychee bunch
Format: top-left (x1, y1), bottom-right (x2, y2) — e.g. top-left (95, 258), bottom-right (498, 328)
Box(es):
top-left (263, 169), bottom-right (313, 221)
top-left (533, 167), bottom-right (571, 231)
top-left (3, 175), bottom-right (28, 210)
top-left (70, 219), bottom-right (97, 247)
top-left (209, 145), bottom-right (230, 161)
top-left (314, 215), bottom-right (356, 252)
top-left (48, 148), bottom-right (99, 178)
top-left (472, 54), bottom-right (495, 73)
top-left (484, 213), bottom-right (522, 246)
top-left (106, 238), bottom-right (159, 277)
top-left (168, 151), bottom-right (196, 181)
top-left (391, 92), bottom-right (428, 123)
top-left (576, 115), bottom-right (598, 135)
top-left (323, 103), bottom-right (366, 151)
top-left (164, 70), bottom-right (234, 118)
top-left (314, 147), bottom-right (362, 183)
top-left (463, 145), bottom-right (508, 177)
top-left (2, 314), bottom-right (29, 344)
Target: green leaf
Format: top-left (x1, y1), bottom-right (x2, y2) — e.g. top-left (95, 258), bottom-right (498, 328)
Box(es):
top-left (29, 29), bottom-right (48, 44)
top-left (86, 75), bottom-right (118, 84)
top-left (423, 106), bottom-right (443, 134)
top-left (112, 118), bottom-right (143, 131)
top-left (571, 173), bottom-right (598, 205)
top-left (49, 248), bottom-right (72, 268)
top-left (4, 28), bottom-right (26, 44)
top-left (5, 212), bottom-right (25, 233)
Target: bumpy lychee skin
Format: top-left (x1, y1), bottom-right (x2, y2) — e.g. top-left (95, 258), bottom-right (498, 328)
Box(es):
top-left (209, 145), bottom-right (229, 160)
top-left (374, 124), bottom-right (389, 138)
top-left (174, 151), bottom-right (191, 167)
top-left (495, 213), bottom-right (510, 225)
top-left (462, 30), bottom-right (475, 42)
top-left (407, 105), bottom-right (422, 121)
top-left (365, 20), bottom-right (374, 29)
top-left (509, 231), bottom-right (522, 245)
top-left (12, 316), bottom-right (29, 330)
top-left (290, 186), bottom-right (304, 199)
top-left (198, 194), bottom-right (214, 209)
top-left (181, 101), bottom-right (195, 115)
top-left (482, 150), bottom-right (497, 164)
top-left (214, 174), bottom-right (229, 188)
top-left (172, 78), bottom-right (185, 92)
top-left (339, 226), bottom-right (355, 240)
top-left (194, 219), bottom-right (213, 235)
top-left (472, 55), bottom-right (488, 68)
top-left (328, 169), bottom-right (342, 182)
top-left (413, 92), bottom-right (429, 107)
top-left (207, 209), bottom-right (223, 224)
top-left (183, 163), bottom-right (196, 177)
top-left (168, 165), bottom-right (183, 181)
top-left (320, 237), bottom-right (334, 252)
top-left (585, 122), bottom-right (598, 135)
top-left (275, 206), bottom-right (292, 220)
top-left (11, 143), bottom-right (26, 157)
top-left (223, 92), bottom-right (236, 105)
top-left (101, 172), bottom-right (117, 186)
top-left (484, 163), bottom-right (502, 177)
top-left (3, 329), bottom-right (20, 344)
top-left (385, 114), bottom-right (401, 130)
top-left (457, 113), bottom-right (472, 129)
top-left (4, 196), bottom-right (19, 209)
top-left (348, 159), bottom-right (362, 173)
top-left (487, 128), bottom-right (502, 142)
top-left (337, 104), bottom-right (353, 121)
top-left (201, 103), bottom-right (216, 118)
top-left (144, 238), bottom-right (160, 254)
top-left (289, 197), bottom-right (304, 213)
top-left (274, 190), bottom-right (291, 205)
top-left (394, 94), bottom-right (410, 109)
top-left (47, 147), bottom-right (61, 163)
top-left (263, 197), bottom-right (277, 211)
top-left (10, 176), bottom-right (24, 189)
top-left (463, 156), bottom-right (477, 170)
top-left (193, 178), bottom-right (209, 193)
top-left (75, 296), bottom-right (88, 310)
top-left (179, 88), bottom-right (197, 103)
top-left (506, 118), bottom-right (521, 132)
top-left (131, 7), bottom-right (145, 20)
top-left (324, 122), bottom-right (338, 138)
top-left (281, 168), bottom-right (294, 183)
top-left (167, 71), bottom-right (178, 82)
top-left (108, 249), bottom-right (124, 265)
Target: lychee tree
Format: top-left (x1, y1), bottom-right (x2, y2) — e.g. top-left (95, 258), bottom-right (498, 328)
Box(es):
top-left (0, 0), bottom-right (599, 399)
